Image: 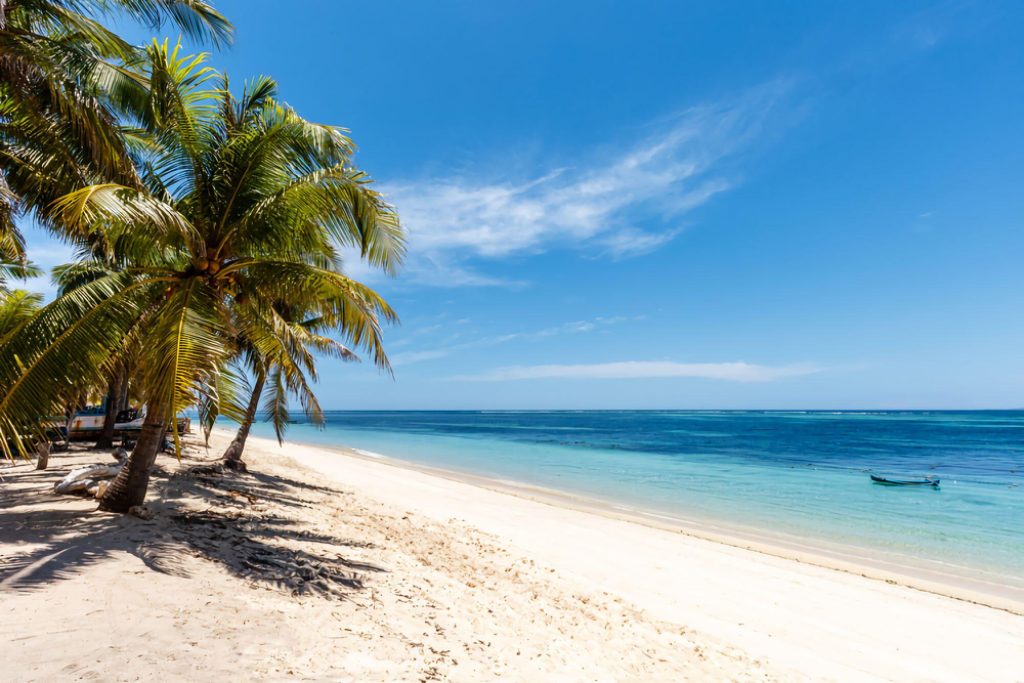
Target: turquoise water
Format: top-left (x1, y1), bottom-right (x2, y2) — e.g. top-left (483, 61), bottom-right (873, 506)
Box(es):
top-left (247, 410), bottom-right (1024, 589)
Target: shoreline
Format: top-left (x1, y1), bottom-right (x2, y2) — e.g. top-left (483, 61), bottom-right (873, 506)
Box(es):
top-left (3, 431), bottom-right (1022, 680)
top-left (227, 429), bottom-right (1024, 679)
top-left (233, 429), bottom-right (1024, 615)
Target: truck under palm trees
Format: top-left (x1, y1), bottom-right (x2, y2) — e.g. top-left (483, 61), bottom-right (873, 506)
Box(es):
top-left (66, 404), bottom-right (190, 440)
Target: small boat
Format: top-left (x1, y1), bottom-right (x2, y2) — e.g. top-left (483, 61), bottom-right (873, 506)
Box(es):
top-left (870, 474), bottom-right (939, 487)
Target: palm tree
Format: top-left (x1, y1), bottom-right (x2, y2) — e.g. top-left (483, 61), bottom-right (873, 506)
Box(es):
top-left (0, 0), bottom-right (231, 262)
top-left (0, 286), bottom-right (43, 458)
top-left (1, 2), bottom-right (231, 460)
top-left (0, 287), bottom-right (41, 337)
top-left (0, 42), bottom-right (404, 510)
top-left (0, 257), bottom-right (38, 293)
top-left (217, 296), bottom-right (365, 471)
top-left (52, 260), bottom-right (140, 448)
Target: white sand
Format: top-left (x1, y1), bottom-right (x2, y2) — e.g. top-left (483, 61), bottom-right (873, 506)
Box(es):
top-left (1, 429), bottom-right (1021, 681)
top-left (273, 433), bottom-right (1024, 682)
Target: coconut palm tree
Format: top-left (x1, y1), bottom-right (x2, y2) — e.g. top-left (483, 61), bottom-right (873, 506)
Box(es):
top-left (0, 41), bottom-right (404, 509)
top-left (216, 295), bottom-right (368, 471)
top-left (1, 1), bottom-right (231, 248)
top-left (52, 260), bottom-right (141, 448)
top-left (2, 0), bottom-right (232, 342)
top-left (0, 257), bottom-right (37, 292)
top-left (0, 287), bottom-right (41, 337)
top-left (1, 3), bottom-right (232, 460)
top-left (1, 0), bottom-right (230, 290)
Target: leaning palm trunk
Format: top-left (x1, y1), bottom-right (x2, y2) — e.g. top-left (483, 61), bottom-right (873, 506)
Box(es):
top-left (95, 372), bottom-right (123, 449)
top-left (222, 370), bottom-right (265, 471)
top-left (98, 403), bottom-right (167, 512)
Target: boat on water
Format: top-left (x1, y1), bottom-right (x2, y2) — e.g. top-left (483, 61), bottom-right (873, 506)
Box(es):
top-left (870, 474), bottom-right (940, 487)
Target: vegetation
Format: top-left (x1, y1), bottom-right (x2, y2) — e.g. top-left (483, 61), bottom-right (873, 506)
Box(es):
top-left (218, 293), bottom-right (365, 472)
top-left (0, 2), bottom-right (405, 510)
top-left (0, 287), bottom-right (42, 338)
top-left (1, 0), bottom-right (230, 266)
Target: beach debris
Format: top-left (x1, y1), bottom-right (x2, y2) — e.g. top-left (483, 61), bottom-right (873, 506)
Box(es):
top-left (53, 462), bottom-right (124, 495)
top-left (129, 505), bottom-right (154, 520)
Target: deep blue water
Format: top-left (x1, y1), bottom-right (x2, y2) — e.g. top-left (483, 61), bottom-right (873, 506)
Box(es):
top-left (248, 410), bottom-right (1024, 588)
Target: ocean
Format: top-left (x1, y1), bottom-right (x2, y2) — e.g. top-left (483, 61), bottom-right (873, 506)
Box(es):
top-left (247, 410), bottom-right (1024, 593)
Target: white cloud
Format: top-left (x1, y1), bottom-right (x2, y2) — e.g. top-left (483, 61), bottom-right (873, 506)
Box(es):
top-left (597, 227), bottom-right (684, 259)
top-left (391, 315), bottom-right (640, 367)
top-left (390, 349), bottom-right (452, 366)
top-left (454, 361), bottom-right (822, 383)
top-left (379, 80), bottom-right (793, 286)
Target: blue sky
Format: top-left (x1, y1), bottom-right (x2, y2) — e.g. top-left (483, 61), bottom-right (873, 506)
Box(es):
top-left (20, 0), bottom-right (1024, 409)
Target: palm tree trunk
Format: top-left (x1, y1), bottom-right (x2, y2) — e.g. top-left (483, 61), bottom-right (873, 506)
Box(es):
top-left (34, 441), bottom-right (50, 470)
top-left (98, 402), bottom-right (167, 513)
top-left (117, 376), bottom-right (130, 413)
top-left (95, 371), bottom-right (123, 449)
top-left (222, 370), bottom-right (265, 471)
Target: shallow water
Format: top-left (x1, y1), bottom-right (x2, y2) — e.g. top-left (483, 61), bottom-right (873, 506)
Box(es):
top-left (248, 410), bottom-right (1024, 588)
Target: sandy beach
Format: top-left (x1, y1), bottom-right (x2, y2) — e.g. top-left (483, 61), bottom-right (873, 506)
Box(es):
top-left (5, 2), bottom-right (1024, 682)
top-left (2, 429), bottom-right (1022, 682)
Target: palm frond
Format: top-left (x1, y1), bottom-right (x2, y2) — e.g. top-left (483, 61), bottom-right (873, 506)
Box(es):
top-left (0, 270), bottom-right (164, 459)
top-left (139, 276), bottom-right (227, 454)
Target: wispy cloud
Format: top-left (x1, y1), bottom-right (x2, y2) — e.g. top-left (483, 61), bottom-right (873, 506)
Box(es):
top-left (597, 227), bottom-right (684, 259)
top-left (378, 80), bottom-right (794, 286)
top-left (454, 361), bottom-right (822, 383)
top-left (390, 316), bottom-right (640, 367)
top-left (389, 349), bottom-right (453, 366)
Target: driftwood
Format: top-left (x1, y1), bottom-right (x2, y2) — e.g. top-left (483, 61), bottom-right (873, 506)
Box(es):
top-left (53, 462), bottom-right (123, 496)
top-left (52, 448), bottom-right (129, 497)
top-left (86, 480), bottom-right (110, 498)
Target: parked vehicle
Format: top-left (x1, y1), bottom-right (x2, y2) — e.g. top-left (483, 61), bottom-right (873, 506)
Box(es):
top-left (66, 404), bottom-right (190, 440)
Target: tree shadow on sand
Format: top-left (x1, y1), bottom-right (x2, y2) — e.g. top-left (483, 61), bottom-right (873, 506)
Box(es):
top-left (0, 450), bottom-right (386, 600)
